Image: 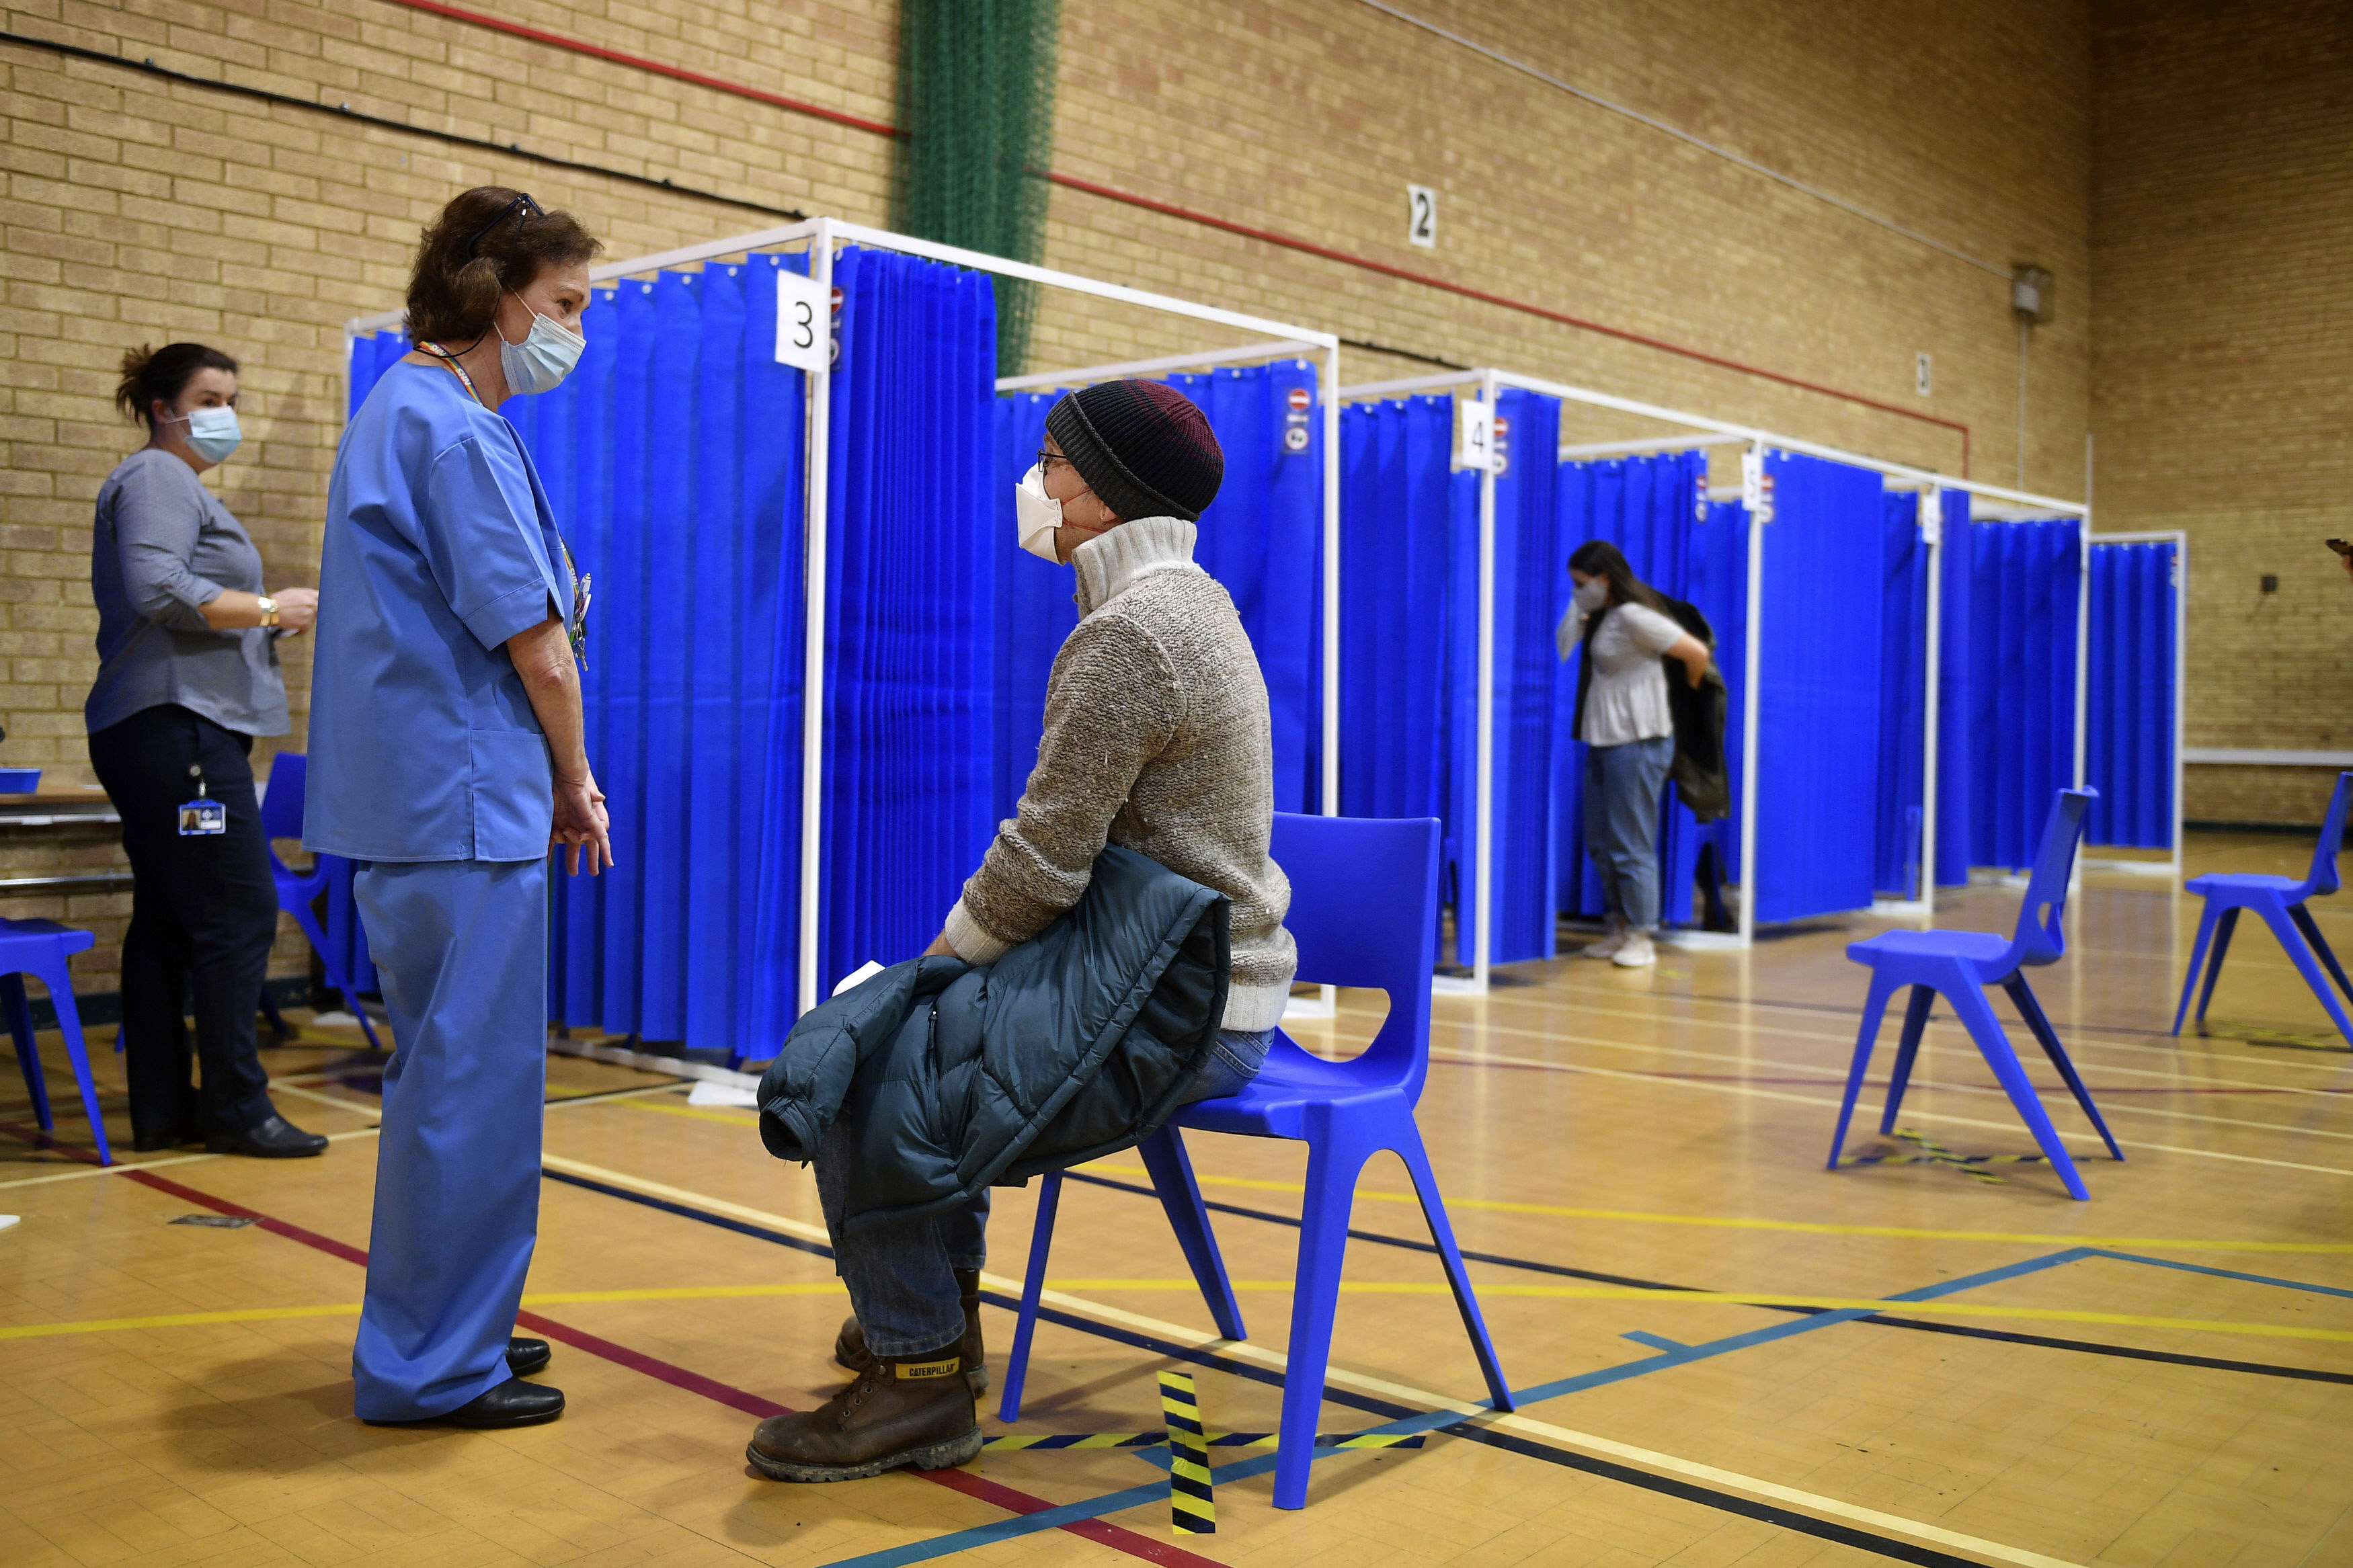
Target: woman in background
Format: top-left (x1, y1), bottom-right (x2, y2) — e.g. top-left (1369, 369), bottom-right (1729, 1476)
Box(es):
top-left (87, 343), bottom-right (325, 1157)
top-left (1558, 540), bottom-right (1710, 969)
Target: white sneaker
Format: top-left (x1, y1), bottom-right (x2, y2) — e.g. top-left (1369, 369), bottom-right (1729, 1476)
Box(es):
top-left (1611, 931), bottom-right (1657, 968)
top-left (1580, 921), bottom-right (1628, 960)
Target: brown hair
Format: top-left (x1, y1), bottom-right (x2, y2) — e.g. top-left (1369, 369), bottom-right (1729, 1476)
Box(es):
top-left (404, 186), bottom-right (604, 347)
top-left (115, 342), bottom-right (238, 431)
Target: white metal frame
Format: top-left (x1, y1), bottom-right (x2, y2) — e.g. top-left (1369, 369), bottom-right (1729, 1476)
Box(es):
top-left (1337, 366), bottom-right (2090, 985)
top-left (2080, 529), bottom-right (2189, 877)
top-left (351, 217), bottom-right (1343, 1020)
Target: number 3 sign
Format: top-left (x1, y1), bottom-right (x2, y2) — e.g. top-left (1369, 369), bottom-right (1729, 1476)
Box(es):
top-left (774, 269), bottom-right (830, 372)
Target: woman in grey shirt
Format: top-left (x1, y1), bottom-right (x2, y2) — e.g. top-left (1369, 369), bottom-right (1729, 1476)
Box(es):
top-left (86, 342), bottom-right (325, 1157)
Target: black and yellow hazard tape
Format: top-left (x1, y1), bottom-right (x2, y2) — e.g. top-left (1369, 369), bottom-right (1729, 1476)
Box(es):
top-left (982, 1430), bottom-right (1427, 1451)
top-left (1159, 1369), bottom-right (1214, 1536)
top-left (1841, 1128), bottom-right (2048, 1186)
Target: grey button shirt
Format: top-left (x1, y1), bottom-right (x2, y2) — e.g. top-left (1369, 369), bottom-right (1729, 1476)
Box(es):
top-left (86, 448), bottom-right (289, 737)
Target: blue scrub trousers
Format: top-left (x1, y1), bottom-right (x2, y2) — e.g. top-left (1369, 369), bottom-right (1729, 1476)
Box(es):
top-left (350, 856), bottom-right (549, 1421)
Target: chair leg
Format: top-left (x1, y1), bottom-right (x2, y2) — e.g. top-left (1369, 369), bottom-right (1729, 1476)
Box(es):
top-left (30, 955), bottom-right (110, 1165)
top-left (291, 897), bottom-right (385, 1052)
top-left (1944, 976), bottom-right (2090, 1200)
top-left (1136, 1126), bottom-right (1247, 1342)
top-left (996, 1170), bottom-right (1062, 1423)
top-left (1273, 1111), bottom-right (1373, 1512)
top-left (2254, 902), bottom-right (2353, 1049)
top-left (2003, 975), bottom-right (2123, 1161)
top-left (1388, 1118), bottom-right (1513, 1413)
top-left (2194, 907), bottom-right (2241, 1027)
top-left (2171, 901), bottom-right (2222, 1036)
top-left (1827, 972), bottom-right (1899, 1169)
top-left (2288, 903), bottom-right (2353, 1014)
top-left (3, 973), bottom-right (50, 1132)
top-left (1878, 985), bottom-right (1937, 1134)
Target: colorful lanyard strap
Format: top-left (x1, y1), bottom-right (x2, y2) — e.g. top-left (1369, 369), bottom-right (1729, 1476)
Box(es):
top-left (414, 340), bottom-right (591, 665)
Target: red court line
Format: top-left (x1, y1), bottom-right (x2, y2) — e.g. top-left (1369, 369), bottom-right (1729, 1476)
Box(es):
top-left (106, 1163), bottom-right (1226, 1568)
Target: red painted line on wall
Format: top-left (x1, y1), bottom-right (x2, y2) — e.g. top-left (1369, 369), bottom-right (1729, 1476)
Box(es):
top-left (104, 1161), bottom-right (1226, 1568)
top-left (365, 0), bottom-right (1971, 471)
top-left (372, 0), bottom-right (902, 139)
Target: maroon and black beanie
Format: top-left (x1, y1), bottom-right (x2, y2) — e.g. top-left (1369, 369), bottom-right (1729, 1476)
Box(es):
top-left (1045, 379), bottom-right (1224, 523)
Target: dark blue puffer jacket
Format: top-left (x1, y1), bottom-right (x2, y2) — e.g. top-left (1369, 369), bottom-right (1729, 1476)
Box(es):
top-left (755, 847), bottom-right (1230, 1235)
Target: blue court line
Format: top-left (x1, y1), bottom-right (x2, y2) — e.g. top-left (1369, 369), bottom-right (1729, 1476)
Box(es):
top-left (817, 1247), bottom-right (2093, 1568)
top-left (1621, 1330), bottom-right (1687, 1353)
top-left (2085, 1249), bottom-right (2353, 1301)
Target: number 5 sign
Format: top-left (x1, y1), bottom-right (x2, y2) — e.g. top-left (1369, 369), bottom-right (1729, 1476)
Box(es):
top-left (774, 269), bottom-right (830, 372)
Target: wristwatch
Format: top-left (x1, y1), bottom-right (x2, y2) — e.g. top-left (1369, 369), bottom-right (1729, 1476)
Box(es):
top-left (256, 595), bottom-right (279, 628)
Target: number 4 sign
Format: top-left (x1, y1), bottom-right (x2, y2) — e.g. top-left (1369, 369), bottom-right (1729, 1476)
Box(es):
top-left (774, 269), bottom-right (830, 372)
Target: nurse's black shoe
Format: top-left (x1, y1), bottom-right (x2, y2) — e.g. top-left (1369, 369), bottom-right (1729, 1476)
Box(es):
top-left (507, 1337), bottom-right (552, 1377)
top-left (368, 1378), bottom-right (566, 1429)
top-left (208, 1114), bottom-right (327, 1158)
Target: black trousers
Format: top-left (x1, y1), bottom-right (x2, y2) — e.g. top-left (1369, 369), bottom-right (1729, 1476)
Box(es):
top-left (88, 704), bottom-right (280, 1139)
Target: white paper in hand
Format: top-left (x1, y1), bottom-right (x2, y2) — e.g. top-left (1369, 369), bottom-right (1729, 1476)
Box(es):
top-left (832, 960), bottom-right (887, 998)
top-left (687, 1081), bottom-right (760, 1108)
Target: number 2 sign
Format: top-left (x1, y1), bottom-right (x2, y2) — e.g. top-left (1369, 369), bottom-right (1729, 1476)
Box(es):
top-left (1406, 184), bottom-right (1437, 249)
top-left (774, 269), bottom-right (830, 372)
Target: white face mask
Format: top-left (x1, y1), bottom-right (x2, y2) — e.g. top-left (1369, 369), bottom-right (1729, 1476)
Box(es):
top-left (498, 290), bottom-right (585, 396)
top-left (168, 405), bottom-right (242, 463)
top-left (1014, 463), bottom-right (1066, 562)
top-left (1573, 576), bottom-right (1610, 612)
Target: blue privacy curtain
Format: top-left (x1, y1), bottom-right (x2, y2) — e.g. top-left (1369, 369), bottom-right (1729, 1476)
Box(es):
top-left (1751, 452), bottom-right (1884, 923)
top-left (991, 362), bottom-right (1326, 825)
top-left (1938, 514), bottom-right (2082, 878)
top-left (819, 247), bottom-right (999, 997)
top-left (1338, 396), bottom-right (1456, 825)
top-left (1443, 388), bottom-right (1562, 964)
top-left (1686, 498), bottom-right (1751, 899)
top-left (2087, 539), bottom-right (2176, 848)
top-left (1552, 451), bottom-right (1708, 927)
top-left (350, 254), bottom-right (811, 1065)
top-left (1874, 491), bottom-right (1931, 898)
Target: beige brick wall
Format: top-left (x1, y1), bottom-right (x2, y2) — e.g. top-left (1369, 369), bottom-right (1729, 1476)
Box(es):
top-left (2090, 0), bottom-right (2353, 823)
top-left (3, 0), bottom-right (2096, 990)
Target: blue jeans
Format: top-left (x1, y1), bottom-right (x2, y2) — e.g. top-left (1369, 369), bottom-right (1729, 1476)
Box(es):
top-left (1584, 735), bottom-right (1675, 932)
top-left (818, 1026), bottom-right (1273, 1358)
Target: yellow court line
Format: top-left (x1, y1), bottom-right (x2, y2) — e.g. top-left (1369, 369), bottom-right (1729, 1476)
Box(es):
top-left (626, 1100), bottom-right (762, 1128)
top-left (0, 1283), bottom-right (852, 1341)
top-left (1080, 1161), bottom-right (2353, 1253)
top-left (1032, 1280), bottom-right (2353, 1344)
top-left (522, 1151), bottom-right (2090, 1568)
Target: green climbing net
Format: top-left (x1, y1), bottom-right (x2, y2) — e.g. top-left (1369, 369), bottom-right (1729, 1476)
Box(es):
top-left (895, 0), bottom-right (1064, 374)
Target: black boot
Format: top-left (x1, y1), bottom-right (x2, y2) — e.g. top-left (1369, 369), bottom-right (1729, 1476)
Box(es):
top-left (208, 1113), bottom-right (327, 1158)
top-left (835, 1268), bottom-right (988, 1395)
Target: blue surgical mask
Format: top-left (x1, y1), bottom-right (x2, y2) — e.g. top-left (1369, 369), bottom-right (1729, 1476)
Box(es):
top-left (169, 405), bottom-right (242, 463)
top-left (499, 290), bottom-right (584, 395)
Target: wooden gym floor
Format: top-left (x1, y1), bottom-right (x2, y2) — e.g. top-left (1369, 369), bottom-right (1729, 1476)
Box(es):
top-left (4, 831), bottom-right (2351, 1568)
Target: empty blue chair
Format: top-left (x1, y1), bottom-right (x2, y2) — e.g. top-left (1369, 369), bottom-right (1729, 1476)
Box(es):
top-left (1830, 788), bottom-right (2120, 1201)
top-left (260, 753), bottom-right (382, 1051)
top-left (998, 813), bottom-right (1513, 1510)
top-left (3, 919), bottom-right (112, 1165)
top-left (2172, 771), bottom-right (2353, 1048)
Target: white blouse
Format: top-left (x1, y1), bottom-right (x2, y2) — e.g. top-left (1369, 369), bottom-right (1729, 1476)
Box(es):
top-left (1560, 600), bottom-right (1683, 747)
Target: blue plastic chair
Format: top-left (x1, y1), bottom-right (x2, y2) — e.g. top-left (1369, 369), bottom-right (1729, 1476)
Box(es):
top-left (996, 813), bottom-right (1513, 1510)
top-left (2172, 772), bottom-right (2353, 1049)
top-left (259, 753), bottom-right (382, 1051)
top-left (3, 919), bottom-right (111, 1165)
top-left (1829, 788), bottom-right (2120, 1201)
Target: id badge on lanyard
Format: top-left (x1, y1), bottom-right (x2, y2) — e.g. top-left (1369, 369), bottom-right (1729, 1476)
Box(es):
top-left (178, 763), bottom-right (225, 837)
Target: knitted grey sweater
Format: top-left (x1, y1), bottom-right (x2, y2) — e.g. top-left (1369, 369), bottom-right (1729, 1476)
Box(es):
top-left (943, 516), bottom-right (1299, 1031)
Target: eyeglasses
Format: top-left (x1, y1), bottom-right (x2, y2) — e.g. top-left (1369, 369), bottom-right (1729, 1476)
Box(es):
top-left (464, 192), bottom-right (545, 259)
top-left (1035, 449), bottom-right (1074, 474)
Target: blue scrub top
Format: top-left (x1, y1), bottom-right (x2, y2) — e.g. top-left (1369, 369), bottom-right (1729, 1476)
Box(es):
top-left (306, 360), bottom-right (574, 863)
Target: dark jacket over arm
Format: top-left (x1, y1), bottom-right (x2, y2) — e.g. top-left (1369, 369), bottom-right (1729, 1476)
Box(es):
top-left (756, 845), bottom-right (1230, 1235)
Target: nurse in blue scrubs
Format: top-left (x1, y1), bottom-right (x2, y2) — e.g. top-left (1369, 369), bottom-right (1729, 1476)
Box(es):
top-left (306, 187), bottom-right (614, 1430)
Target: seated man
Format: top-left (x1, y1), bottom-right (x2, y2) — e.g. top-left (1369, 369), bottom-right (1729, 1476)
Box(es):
top-left (750, 378), bottom-right (1298, 1483)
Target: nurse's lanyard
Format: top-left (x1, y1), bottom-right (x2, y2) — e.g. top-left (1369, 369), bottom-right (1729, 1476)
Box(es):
top-left (416, 340), bottom-right (592, 665)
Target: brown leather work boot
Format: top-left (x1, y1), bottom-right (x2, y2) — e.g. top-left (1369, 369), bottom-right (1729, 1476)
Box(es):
top-left (835, 1268), bottom-right (988, 1396)
top-left (746, 1350), bottom-right (982, 1482)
